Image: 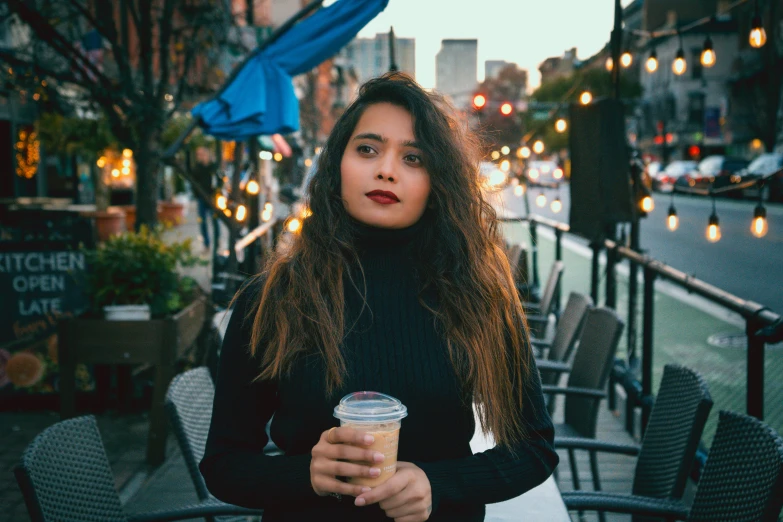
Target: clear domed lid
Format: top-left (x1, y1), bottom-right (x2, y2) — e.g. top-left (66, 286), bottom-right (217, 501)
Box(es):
top-left (333, 391), bottom-right (408, 423)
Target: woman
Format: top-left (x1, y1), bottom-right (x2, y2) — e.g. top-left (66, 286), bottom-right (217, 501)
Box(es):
top-left (200, 73), bottom-right (558, 522)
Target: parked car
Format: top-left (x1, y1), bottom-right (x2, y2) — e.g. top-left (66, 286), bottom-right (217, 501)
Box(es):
top-left (737, 153), bottom-right (783, 201)
top-left (525, 160), bottom-right (564, 185)
top-left (675, 155), bottom-right (749, 195)
top-left (652, 161), bottom-right (697, 193)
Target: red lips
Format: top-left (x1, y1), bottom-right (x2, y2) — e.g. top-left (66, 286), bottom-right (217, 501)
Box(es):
top-left (365, 190), bottom-right (400, 203)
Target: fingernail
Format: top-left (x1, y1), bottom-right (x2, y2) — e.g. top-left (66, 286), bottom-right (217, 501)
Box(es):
top-left (373, 452), bottom-right (385, 462)
top-left (361, 487), bottom-right (372, 493)
top-left (364, 435), bottom-right (375, 444)
top-left (355, 497), bottom-right (366, 506)
top-left (369, 467), bottom-right (381, 477)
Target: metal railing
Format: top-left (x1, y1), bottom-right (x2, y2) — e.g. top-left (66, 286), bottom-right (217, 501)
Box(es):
top-left (501, 213), bottom-right (781, 435)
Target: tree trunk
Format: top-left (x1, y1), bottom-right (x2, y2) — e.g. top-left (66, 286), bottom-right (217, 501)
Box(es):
top-left (135, 128), bottom-right (162, 230)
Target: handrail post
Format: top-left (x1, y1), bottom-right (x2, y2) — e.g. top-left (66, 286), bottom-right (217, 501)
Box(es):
top-left (746, 311), bottom-right (767, 419)
top-left (529, 220), bottom-right (540, 290)
top-left (554, 228), bottom-right (563, 317)
top-left (641, 264), bottom-right (656, 434)
top-left (605, 241), bottom-right (617, 310)
top-left (590, 241), bottom-right (601, 304)
top-left (628, 219), bottom-right (641, 365)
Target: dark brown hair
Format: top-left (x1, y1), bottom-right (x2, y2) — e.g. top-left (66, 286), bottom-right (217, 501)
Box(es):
top-left (247, 72), bottom-right (531, 448)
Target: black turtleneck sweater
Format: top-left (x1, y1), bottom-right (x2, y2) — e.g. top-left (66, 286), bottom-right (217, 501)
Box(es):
top-left (200, 219), bottom-right (558, 521)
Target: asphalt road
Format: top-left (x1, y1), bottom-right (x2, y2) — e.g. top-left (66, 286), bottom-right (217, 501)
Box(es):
top-left (499, 183), bottom-right (783, 314)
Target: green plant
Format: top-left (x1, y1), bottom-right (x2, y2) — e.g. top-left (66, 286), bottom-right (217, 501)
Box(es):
top-left (83, 226), bottom-right (206, 317)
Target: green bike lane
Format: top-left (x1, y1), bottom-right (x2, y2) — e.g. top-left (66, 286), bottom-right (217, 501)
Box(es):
top-left (501, 221), bottom-right (783, 446)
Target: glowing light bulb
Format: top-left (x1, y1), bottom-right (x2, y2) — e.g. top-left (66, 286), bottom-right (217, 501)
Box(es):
top-left (491, 151), bottom-right (500, 160)
top-left (501, 146), bottom-right (510, 155)
top-left (672, 49), bottom-right (687, 75)
top-left (246, 180), bottom-right (260, 195)
top-left (304, 158), bottom-right (313, 167)
top-left (533, 140), bottom-right (544, 154)
top-left (287, 218), bottom-right (302, 233)
top-left (580, 91), bottom-right (592, 105)
top-left (216, 194), bottom-right (227, 210)
top-left (646, 51), bottom-right (658, 73)
top-left (605, 57), bottom-right (613, 71)
top-left (749, 16), bottom-right (767, 48)
top-left (620, 51), bottom-right (632, 68)
top-left (235, 204), bottom-right (247, 222)
top-left (519, 146), bottom-right (531, 159)
top-left (751, 205), bottom-right (768, 238)
top-left (528, 168), bottom-right (540, 180)
top-left (224, 208), bottom-right (232, 218)
top-left (262, 209), bottom-right (273, 222)
top-left (553, 168), bottom-right (564, 180)
top-left (667, 206), bottom-right (679, 231)
top-left (121, 167), bottom-right (130, 175)
top-left (96, 157), bottom-right (106, 168)
top-left (122, 159), bottom-right (131, 168)
top-left (551, 198), bottom-right (563, 213)
top-left (259, 151), bottom-right (273, 160)
top-left (555, 119), bottom-right (567, 133)
top-left (700, 37), bottom-right (716, 68)
top-left (111, 169), bottom-right (120, 178)
top-left (273, 152), bottom-right (283, 162)
top-left (122, 149), bottom-right (133, 158)
top-left (641, 196), bottom-right (654, 213)
top-left (514, 185), bottom-right (525, 197)
top-left (500, 159), bottom-right (510, 172)
top-left (706, 214), bottom-right (721, 243)
top-left (500, 102), bottom-right (513, 116)
top-left (536, 193), bottom-right (547, 208)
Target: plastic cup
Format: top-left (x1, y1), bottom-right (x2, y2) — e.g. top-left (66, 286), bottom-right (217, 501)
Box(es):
top-left (333, 391), bottom-right (408, 487)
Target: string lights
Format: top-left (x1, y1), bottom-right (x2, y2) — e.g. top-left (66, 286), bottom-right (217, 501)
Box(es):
top-left (706, 198), bottom-right (721, 243)
top-left (700, 35), bottom-right (716, 67)
top-left (749, 0), bottom-right (767, 47)
top-left (667, 193), bottom-right (679, 231)
top-left (673, 31), bottom-right (687, 75)
top-left (645, 49), bottom-right (659, 72)
top-left (15, 128), bottom-right (40, 179)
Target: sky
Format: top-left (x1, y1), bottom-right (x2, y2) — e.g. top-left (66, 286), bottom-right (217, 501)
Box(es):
top-left (357, 0), bottom-right (634, 92)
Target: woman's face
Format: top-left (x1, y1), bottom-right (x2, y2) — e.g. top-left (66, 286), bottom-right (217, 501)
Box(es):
top-left (340, 103), bottom-right (431, 229)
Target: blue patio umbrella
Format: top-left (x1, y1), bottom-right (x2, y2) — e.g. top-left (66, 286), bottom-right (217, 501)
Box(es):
top-left (191, 0), bottom-right (389, 141)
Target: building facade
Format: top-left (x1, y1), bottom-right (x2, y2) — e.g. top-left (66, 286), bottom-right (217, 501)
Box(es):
top-left (484, 60), bottom-right (509, 81)
top-left (339, 33), bottom-right (416, 83)
top-left (538, 47), bottom-right (579, 85)
top-left (436, 39), bottom-right (478, 109)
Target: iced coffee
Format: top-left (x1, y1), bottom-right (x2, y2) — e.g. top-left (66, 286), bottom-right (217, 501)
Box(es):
top-left (333, 391), bottom-right (408, 487)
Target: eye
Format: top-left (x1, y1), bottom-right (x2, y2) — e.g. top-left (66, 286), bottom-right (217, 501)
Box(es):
top-left (404, 153), bottom-right (422, 165)
top-left (357, 144), bottom-right (376, 155)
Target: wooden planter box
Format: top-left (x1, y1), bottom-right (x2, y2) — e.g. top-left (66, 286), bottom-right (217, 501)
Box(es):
top-left (58, 294), bottom-right (208, 466)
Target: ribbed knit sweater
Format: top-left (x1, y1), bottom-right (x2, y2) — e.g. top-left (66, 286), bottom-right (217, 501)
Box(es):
top-left (200, 219), bottom-right (558, 521)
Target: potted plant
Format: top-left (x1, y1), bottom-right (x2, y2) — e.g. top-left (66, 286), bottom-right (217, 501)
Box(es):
top-left (82, 225), bottom-right (205, 320)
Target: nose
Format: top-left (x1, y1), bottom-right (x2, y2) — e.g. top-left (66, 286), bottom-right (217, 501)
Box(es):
top-left (376, 154), bottom-right (397, 183)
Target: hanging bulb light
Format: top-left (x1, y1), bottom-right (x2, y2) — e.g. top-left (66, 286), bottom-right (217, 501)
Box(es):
top-left (667, 204), bottom-right (679, 231)
top-left (749, 2), bottom-right (767, 48)
top-left (514, 184), bottom-right (525, 197)
top-left (579, 91), bottom-right (593, 105)
top-left (751, 204), bottom-right (768, 238)
top-left (246, 180), bottom-right (260, 195)
top-left (235, 204), bottom-right (247, 222)
top-left (620, 48), bottom-right (633, 68)
top-left (216, 194), bottom-right (227, 210)
top-left (551, 197), bottom-right (563, 213)
top-left (706, 212), bottom-right (721, 243)
top-left (535, 192), bottom-right (547, 208)
top-left (555, 118), bottom-right (567, 133)
top-left (605, 56), bottom-right (614, 71)
top-left (701, 36), bottom-right (716, 67)
top-left (641, 195), bottom-right (655, 213)
top-left (533, 140), bottom-right (545, 154)
top-left (646, 49), bottom-right (658, 73)
top-left (672, 48), bottom-right (687, 75)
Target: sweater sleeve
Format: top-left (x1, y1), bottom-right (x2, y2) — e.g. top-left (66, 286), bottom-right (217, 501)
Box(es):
top-left (414, 349), bottom-right (559, 509)
top-left (199, 283), bottom-right (319, 509)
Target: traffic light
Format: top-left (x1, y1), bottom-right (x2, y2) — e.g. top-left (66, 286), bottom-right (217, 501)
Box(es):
top-left (472, 94), bottom-right (487, 110)
top-left (500, 102), bottom-right (513, 116)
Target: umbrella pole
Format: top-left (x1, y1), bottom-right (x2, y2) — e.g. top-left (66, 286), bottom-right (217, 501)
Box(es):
top-left (161, 0), bottom-right (325, 160)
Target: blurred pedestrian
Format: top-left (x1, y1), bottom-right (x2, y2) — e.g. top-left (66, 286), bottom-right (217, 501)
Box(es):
top-left (201, 73), bottom-right (558, 522)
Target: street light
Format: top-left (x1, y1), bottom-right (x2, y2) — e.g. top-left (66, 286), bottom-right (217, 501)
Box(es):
top-left (645, 49), bottom-right (658, 72)
top-left (579, 91), bottom-right (592, 105)
top-left (472, 93), bottom-right (487, 110)
top-left (701, 36), bottom-right (716, 67)
top-left (555, 118), bottom-right (567, 133)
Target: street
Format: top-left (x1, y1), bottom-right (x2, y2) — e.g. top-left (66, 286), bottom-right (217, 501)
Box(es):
top-left (500, 183), bottom-right (783, 314)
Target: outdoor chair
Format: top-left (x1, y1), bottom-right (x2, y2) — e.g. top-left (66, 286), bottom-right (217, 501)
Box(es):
top-left (537, 307), bottom-right (623, 491)
top-left (166, 367), bottom-right (280, 508)
top-left (558, 364), bottom-right (713, 522)
top-left (524, 260), bottom-right (564, 338)
top-left (565, 410), bottom-right (783, 522)
top-left (13, 415), bottom-right (262, 522)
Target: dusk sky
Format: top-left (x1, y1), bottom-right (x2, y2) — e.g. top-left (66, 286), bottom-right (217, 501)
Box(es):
top-left (357, 0), bottom-right (635, 92)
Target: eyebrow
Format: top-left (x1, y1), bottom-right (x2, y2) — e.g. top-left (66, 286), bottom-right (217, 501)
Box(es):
top-left (353, 133), bottom-right (420, 149)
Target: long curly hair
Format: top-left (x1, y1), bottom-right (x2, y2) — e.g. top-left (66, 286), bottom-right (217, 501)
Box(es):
top-left (247, 72), bottom-right (532, 448)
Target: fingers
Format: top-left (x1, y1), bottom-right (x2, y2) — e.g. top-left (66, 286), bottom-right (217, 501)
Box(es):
top-left (311, 458), bottom-right (382, 480)
top-left (321, 426), bottom-right (376, 447)
top-left (384, 499), bottom-right (430, 520)
top-left (311, 476), bottom-right (371, 498)
top-left (354, 472), bottom-right (407, 506)
top-left (313, 442), bottom-right (385, 465)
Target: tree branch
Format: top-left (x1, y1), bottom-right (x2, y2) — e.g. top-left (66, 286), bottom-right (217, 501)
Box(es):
top-left (155, 0), bottom-right (178, 108)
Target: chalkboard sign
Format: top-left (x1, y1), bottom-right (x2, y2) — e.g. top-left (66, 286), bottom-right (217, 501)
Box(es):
top-left (0, 206), bottom-right (94, 398)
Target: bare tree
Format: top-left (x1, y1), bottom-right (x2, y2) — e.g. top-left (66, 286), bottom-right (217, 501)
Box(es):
top-left (0, 0), bottom-right (237, 228)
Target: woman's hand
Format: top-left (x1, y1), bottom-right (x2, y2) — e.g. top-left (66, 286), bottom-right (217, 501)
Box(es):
top-left (310, 426), bottom-right (387, 498)
top-left (354, 461), bottom-right (433, 521)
